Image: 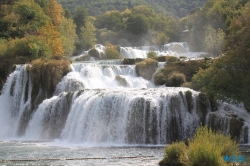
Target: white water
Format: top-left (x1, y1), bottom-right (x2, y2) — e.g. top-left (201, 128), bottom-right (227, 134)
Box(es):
top-left (74, 42), bottom-right (210, 60)
top-left (0, 42), bottom-right (249, 145)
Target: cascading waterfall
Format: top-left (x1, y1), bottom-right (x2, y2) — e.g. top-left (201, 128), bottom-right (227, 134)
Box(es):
top-left (25, 88), bottom-right (203, 144)
top-left (0, 42), bottom-right (249, 144)
top-left (0, 65), bottom-right (32, 139)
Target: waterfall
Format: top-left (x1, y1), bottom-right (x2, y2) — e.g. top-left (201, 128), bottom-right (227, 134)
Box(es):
top-left (119, 42), bottom-right (209, 59)
top-left (0, 42), bottom-right (249, 144)
top-left (0, 65), bottom-right (32, 139)
top-left (25, 88), bottom-right (204, 144)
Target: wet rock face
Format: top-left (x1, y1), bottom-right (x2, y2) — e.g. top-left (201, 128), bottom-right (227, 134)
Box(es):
top-left (135, 58), bottom-right (158, 80)
top-left (115, 75), bottom-right (128, 87)
top-left (207, 111), bottom-right (248, 143)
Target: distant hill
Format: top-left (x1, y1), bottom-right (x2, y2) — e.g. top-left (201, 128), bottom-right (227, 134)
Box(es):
top-left (58, 0), bottom-right (207, 18)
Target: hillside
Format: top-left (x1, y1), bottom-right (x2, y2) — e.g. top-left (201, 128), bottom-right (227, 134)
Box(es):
top-left (58, 0), bottom-right (207, 18)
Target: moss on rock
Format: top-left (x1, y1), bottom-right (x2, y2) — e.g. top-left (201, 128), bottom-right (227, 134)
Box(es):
top-left (135, 58), bottom-right (158, 80)
top-left (115, 75), bottom-right (128, 87)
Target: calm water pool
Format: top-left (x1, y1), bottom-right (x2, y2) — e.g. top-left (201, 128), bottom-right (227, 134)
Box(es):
top-left (0, 141), bottom-right (164, 166)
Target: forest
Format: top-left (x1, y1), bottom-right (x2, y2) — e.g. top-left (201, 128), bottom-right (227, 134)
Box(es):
top-left (0, 0), bottom-right (250, 110)
top-left (57, 0), bottom-right (207, 18)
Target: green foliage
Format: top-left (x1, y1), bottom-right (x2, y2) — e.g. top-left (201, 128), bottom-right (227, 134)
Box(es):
top-left (181, 0), bottom-right (248, 53)
top-left (104, 47), bottom-right (122, 60)
top-left (160, 126), bottom-right (239, 166)
top-left (58, 0), bottom-right (207, 18)
top-left (164, 142), bottom-right (188, 160)
top-left (79, 16), bottom-right (97, 51)
top-left (4, 36), bottom-right (51, 59)
top-left (147, 51), bottom-right (157, 59)
top-left (126, 14), bottom-right (149, 35)
top-left (188, 126), bottom-right (239, 166)
top-left (159, 142), bottom-right (188, 166)
top-left (95, 10), bottom-right (123, 32)
top-left (166, 56), bottom-right (179, 64)
top-left (192, 3), bottom-right (250, 109)
top-left (155, 60), bottom-right (208, 86)
top-left (73, 5), bottom-right (88, 36)
top-left (58, 17), bottom-right (76, 56)
top-left (88, 48), bottom-right (99, 59)
top-left (166, 72), bottom-right (186, 87)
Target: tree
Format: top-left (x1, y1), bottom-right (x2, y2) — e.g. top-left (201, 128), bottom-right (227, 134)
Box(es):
top-left (58, 17), bottom-right (76, 56)
top-left (95, 10), bottom-right (123, 32)
top-left (126, 14), bottom-right (149, 35)
top-left (39, 22), bottom-right (64, 56)
top-left (192, 2), bottom-right (250, 110)
top-left (73, 5), bottom-right (88, 36)
top-left (46, 0), bottom-right (64, 26)
top-left (79, 16), bottom-right (96, 51)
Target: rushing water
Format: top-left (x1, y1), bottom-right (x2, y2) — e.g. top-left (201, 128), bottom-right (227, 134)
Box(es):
top-left (1, 42), bottom-right (250, 165)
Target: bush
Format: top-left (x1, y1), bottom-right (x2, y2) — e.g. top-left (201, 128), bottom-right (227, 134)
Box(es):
top-left (154, 68), bottom-right (167, 85)
top-left (166, 72), bottom-right (186, 87)
top-left (103, 42), bottom-right (122, 59)
top-left (159, 142), bottom-right (188, 166)
top-left (188, 126), bottom-right (239, 166)
top-left (88, 48), bottom-right (100, 59)
top-left (166, 56), bottom-right (179, 64)
top-left (4, 36), bottom-right (51, 59)
top-left (159, 126), bottom-right (240, 166)
top-left (147, 51), bottom-right (157, 59)
top-left (156, 56), bottom-right (167, 62)
top-left (165, 142), bottom-right (188, 160)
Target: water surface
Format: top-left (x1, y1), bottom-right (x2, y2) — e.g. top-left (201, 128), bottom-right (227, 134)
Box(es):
top-left (0, 141), bottom-right (164, 166)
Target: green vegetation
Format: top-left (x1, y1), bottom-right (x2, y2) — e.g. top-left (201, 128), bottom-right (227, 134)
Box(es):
top-left (160, 126), bottom-right (240, 166)
top-left (0, 0), bottom-right (250, 113)
top-left (94, 5), bottom-right (177, 46)
top-left (57, 0), bottom-right (207, 18)
top-left (159, 141), bottom-right (187, 166)
top-left (147, 51), bottom-right (157, 59)
top-left (103, 42), bottom-right (122, 59)
top-left (191, 2), bottom-right (250, 110)
top-left (154, 59), bottom-right (208, 86)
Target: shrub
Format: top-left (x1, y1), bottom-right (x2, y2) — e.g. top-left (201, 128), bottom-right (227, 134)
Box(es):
top-left (88, 48), bottom-right (100, 59)
top-left (166, 56), bottom-right (179, 64)
top-left (165, 60), bottom-right (208, 82)
top-left (159, 126), bottom-right (240, 166)
top-left (156, 56), bottom-right (167, 62)
top-left (147, 51), bottom-right (157, 59)
top-left (154, 68), bottom-right (167, 85)
top-left (188, 126), bottom-right (239, 166)
top-left (4, 36), bottom-right (51, 59)
top-left (159, 142), bottom-right (188, 166)
top-left (166, 72), bottom-right (186, 87)
top-left (103, 42), bottom-right (122, 59)
top-left (165, 142), bottom-right (188, 160)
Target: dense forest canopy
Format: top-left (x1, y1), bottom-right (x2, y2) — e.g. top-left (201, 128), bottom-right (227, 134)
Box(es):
top-left (0, 0), bottom-right (250, 110)
top-left (57, 0), bottom-right (207, 18)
